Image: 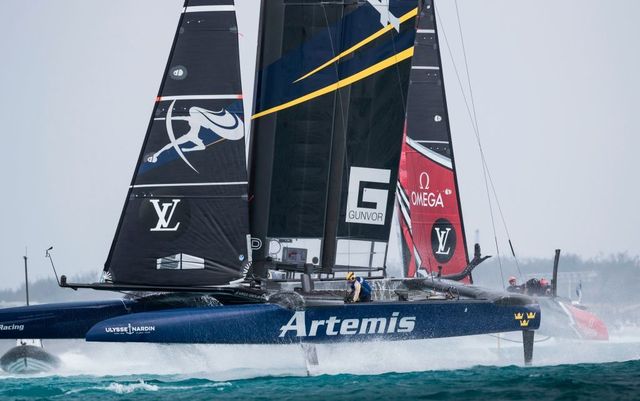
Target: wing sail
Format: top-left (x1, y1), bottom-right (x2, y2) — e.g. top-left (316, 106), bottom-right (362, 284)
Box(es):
top-left (397, 0), bottom-right (470, 279)
top-left (249, 0), bottom-right (420, 276)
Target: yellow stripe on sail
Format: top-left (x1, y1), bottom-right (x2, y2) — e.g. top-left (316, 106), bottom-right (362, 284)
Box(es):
top-left (252, 46), bottom-right (414, 120)
top-left (294, 7), bottom-right (418, 83)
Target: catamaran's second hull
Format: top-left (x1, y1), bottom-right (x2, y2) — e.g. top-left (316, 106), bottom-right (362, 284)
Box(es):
top-left (0, 299), bottom-right (135, 339)
top-left (85, 301), bottom-right (540, 344)
top-left (537, 297), bottom-right (608, 341)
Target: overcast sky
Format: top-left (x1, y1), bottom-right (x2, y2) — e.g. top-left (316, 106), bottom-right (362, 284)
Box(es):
top-left (0, 0), bottom-right (638, 289)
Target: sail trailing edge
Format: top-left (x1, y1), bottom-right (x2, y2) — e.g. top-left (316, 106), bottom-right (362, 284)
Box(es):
top-left (397, 0), bottom-right (470, 279)
top-left (104, 0), bottom-right (250, 286)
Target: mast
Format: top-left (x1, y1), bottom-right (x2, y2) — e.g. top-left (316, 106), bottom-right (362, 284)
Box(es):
top-left (23, 251), bottom-right (29, 307)
top-left (552, 249), bottom-right (561, 297)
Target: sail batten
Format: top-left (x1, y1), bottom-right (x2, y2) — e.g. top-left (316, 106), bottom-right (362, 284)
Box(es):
top-left (157, 95), bottom-right (243, 101)
top-left (130, 181), bottom-right (248, 189)
top-left (184, 5), bottom-right (235, 13)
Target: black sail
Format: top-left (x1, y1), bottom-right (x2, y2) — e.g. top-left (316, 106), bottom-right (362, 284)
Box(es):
top-left (104, 0), bottom-right (250, 287)
top-left (250, 0), bottom-right (419, 275)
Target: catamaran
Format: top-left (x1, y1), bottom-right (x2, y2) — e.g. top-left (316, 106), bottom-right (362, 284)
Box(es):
top-left (0, 0), bottom-right (541, 364)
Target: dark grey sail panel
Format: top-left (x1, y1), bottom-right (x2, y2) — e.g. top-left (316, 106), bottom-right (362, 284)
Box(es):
top-left (104, 0), bottom-right (249, 287)
top-left (161, 8), bottom-right (241, 97)
top-left (250, 0), bottom-right (419, 273)
top-left (334, 56), bottom-right (413, 240)
top-left (405, 2), bottom-right (451, 156)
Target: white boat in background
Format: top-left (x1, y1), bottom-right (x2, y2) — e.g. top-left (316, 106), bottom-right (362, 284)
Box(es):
top-left (0, 254), bottom-right (60, 374)
top-left (0, 339), bottom-right (60, 374)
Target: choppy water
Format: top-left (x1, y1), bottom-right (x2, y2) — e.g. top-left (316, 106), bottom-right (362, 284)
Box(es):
top-left (1, 361), bottom-right (639, 401)
top-left (1, 332), bottom-right (639, 400)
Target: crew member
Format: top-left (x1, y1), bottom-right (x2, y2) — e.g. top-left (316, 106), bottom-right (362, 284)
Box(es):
top-left (506, 276), bottom-right (523, 293)
top-left (525, 277), bottom-right (554, 296)
top-left (539, 278), bottom-right (551, 296)
top-left (346, 272), bottom-right (372, 302)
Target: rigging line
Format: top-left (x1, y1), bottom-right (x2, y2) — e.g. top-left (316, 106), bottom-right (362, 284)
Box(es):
top-left (387, 5), bottom-right (408, 277)
top-left (487, 164), bottom-right (523, 277)
top-left (453, 0), bottom-right (523, 279)
top-left (434, 6), bottom-right (505, 287)
top-left (391, 8), bottom-right (407, 120)
top-left (454, 0), bottom-right (479, 135)
top-left (322, 4), bottom-right (351, 269)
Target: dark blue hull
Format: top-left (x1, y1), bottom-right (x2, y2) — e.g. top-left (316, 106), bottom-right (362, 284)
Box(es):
top-left (86, 300), bottom-right (540, 344)
top-left (0, 300), bottom-right (134, 339)
top-left (0, 283), bottom-right (540, 344)
top-left (0, 293), bottom-right (235, 340)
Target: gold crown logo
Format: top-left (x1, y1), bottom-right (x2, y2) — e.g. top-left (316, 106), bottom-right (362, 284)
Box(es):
top-left (514, 313), bottom-right (524, 320)
top-left (519, 320), bottom-right (530, 327)
top-left (527, 312), bottom-right (536, 319)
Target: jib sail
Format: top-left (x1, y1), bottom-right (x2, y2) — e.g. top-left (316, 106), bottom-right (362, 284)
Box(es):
top-left (103, 0), bottom-right (250, 286)
top-left (250, 0), bottom-right (419, 275)
top-left (397, 0), bottom-right (469, 278)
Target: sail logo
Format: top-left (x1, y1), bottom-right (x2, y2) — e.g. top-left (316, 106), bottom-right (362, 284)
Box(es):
top-left (279, 311), bottom-right (415, 338)
top-left (147, 100), bottom-right (244, 173)
top-left (431, 218), bottom-right (456, 263)
top-left (410, 172), bottom-right (449, 208)
top-left (434, 228), bottom-right (451, 254)
top-left (366, 0), bottom-right (401, 31)
top-left (150, 199), bottom-right (181, 232)
top-left (0, 324), bottom-right (24, 332)
top-left (251, 238), bottom-right (263, 250)
top-left (104, 323), bottom-right (156, 335)
top-left (345, 167), bottom-right (391, 226)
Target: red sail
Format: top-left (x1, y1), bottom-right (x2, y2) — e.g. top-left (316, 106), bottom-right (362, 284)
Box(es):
top-left (398, 139), bottom-right (468, 278)
top-left (397, 0), bottom-right (469, 279)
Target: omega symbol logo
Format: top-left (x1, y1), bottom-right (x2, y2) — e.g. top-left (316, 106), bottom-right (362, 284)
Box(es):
top-left (419, 172), bottom-right (430, 190)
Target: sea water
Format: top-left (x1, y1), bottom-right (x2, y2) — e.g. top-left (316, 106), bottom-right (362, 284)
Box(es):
top-left (1, 331), bottom-right (639, 400)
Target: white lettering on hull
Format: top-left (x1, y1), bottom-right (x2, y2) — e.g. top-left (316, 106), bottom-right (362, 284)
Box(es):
top-left (104, 323), bottom-right (156, 335)
top-left (0, 324), bottom-right (24, 332)
top-left (279, 311), bottom-right (416, 338)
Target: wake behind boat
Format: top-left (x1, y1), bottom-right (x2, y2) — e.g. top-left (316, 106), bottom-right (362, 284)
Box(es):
top-left (0, 0), bottom-right (541, 365)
